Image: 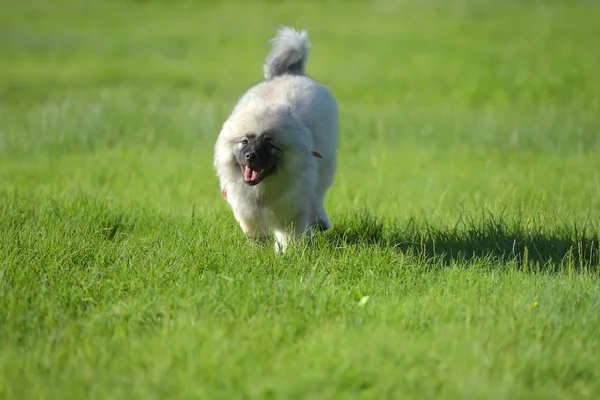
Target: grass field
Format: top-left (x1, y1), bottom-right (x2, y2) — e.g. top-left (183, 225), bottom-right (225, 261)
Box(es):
top-left (2, 0), bottom-right (600, 398)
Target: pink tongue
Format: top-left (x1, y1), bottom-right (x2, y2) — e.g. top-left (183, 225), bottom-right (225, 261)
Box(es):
top-left (244, 166), bottom-right (260, 181)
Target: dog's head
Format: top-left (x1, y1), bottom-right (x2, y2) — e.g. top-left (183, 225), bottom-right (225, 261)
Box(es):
top-left (232, 132), bottom-right (281, 186)
top-left (214, 99), bottom-right (312, 187)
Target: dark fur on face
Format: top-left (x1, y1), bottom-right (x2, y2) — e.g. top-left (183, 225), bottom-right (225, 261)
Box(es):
top-left (233, 133), bottom-right (281, 186)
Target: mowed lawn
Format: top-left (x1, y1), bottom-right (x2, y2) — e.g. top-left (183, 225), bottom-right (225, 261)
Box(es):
top-left (1, 0), bottom-right (600, 398)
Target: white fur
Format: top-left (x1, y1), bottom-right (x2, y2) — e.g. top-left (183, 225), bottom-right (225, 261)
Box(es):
top-left (214, 26), bottom-right (339, 253)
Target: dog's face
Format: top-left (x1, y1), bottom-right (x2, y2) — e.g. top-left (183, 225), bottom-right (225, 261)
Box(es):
top-left (214, 100), bottom-right (312, 190)
top-left (232, 132), bottom-right (282, 186)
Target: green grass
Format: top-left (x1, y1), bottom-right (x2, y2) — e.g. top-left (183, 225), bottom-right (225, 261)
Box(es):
top-left (1, 0), bottom-right (600, 398)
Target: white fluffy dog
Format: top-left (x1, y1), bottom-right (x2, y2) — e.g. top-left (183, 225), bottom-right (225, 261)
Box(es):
top-left (213, 26), bottom-right (339, 253)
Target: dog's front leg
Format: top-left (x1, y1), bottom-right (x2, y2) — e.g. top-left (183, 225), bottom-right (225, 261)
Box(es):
top-left (273, 211), bottom-right (311, 254)
top-left (233, 210), bottom-right (269, 242)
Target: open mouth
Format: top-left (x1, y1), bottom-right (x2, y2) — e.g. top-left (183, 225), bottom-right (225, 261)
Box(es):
top-left (241, 164), bottom-right (274, 186)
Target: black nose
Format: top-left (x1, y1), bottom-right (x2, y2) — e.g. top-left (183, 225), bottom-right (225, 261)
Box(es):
top-left (244, 151), bottom-right (257, 162)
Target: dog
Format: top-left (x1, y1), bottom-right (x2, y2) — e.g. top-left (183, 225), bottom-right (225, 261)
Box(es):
top-left (213, 26), bottom-right (339, 253)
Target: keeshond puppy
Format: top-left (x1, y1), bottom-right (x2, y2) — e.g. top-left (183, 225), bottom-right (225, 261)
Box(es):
top-left (213, 26), bottom-right (339, 253)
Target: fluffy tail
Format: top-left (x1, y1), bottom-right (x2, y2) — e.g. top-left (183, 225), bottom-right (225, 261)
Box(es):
top-left (263, 26), bottom-right (311, 80)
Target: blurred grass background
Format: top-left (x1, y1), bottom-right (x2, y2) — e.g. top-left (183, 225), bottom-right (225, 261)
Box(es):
top-left (2, 0), bottom-right (599, 218)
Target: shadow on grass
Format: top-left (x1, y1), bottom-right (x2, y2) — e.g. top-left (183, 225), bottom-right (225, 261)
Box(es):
top-left (326, 211), bottom-right (599, 271)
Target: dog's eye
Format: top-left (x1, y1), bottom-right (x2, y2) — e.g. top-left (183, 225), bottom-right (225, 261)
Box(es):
top-left (241, 139), bottom-right (248, 145)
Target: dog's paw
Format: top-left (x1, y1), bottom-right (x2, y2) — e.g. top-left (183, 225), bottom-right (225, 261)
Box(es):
top-left (312, 220), bottom-right (330, 232)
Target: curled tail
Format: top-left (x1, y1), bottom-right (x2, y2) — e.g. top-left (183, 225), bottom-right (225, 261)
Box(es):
top-left (263, 26), bottom-right (311, 80)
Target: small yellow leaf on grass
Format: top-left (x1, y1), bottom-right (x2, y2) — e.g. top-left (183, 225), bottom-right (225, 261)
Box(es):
top-left (528, 301), bottom-right (539, 308)
top-left (358, 296), bottom-right (370, 307)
